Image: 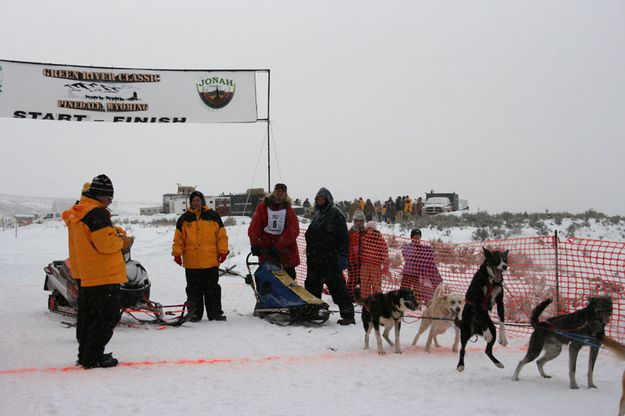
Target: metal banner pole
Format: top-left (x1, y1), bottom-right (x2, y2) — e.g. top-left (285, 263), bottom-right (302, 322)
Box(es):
top-left (266, 69), bottom-right (271, 192)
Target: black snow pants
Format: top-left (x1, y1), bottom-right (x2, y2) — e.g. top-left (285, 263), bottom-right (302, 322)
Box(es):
top-left (77, 284), bottom-right (122, 366)
top-left (305, 262), bottom-right (354, 319)
top-left (185, 267), bottom-right (223, 319)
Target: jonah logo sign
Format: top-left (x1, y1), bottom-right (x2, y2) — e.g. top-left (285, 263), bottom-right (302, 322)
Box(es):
top-left (196, 76), bottom-right (235, 109)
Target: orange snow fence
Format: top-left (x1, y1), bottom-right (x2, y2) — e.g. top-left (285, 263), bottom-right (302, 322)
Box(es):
top-left (295, 233), bottom-right (625, 341)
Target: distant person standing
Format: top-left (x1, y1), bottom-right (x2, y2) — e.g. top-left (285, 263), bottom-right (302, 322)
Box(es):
top-left (396, 196), bottom-right (404, 222)
top-left (302, 198), bottom-right (312, 218)
top-left (414, 197), bottom-right (424, 216)
top-left (404, 196), bottom-right (413, 220)
top-left (358, 197), bottom-right (365, 211)
top-left (385, 197), bottom-right (397, 223)
top-left (349, 199), bottom-right (360, 222)
top-left (62, 174), bottom-right (132, 369)
top-left (248, 183), bottom-right (300, 279)
top-left (374, 200), bottom-right (383, 222)
top-left (172, 190), bottom-right (229, 322)
top-left (305, 187), bottom-right (355, 325)
top-left (363, 198), bottom-right (375, 222)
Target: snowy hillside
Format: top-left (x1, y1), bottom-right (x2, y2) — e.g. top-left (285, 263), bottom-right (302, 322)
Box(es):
top-left (0, 193), bottom-right (159, 219)
top-left (1, 212), bottom-right (624, 416)
top-left (2, 194), bottom-right (624, 242)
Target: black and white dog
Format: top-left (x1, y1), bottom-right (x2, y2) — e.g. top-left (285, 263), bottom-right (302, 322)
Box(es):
top-left (355, 287), bottom-right (418, 354)
top-left (456, 247), bottom-right (509, 372)
top-left (512, 296), bottom-right (613, 389)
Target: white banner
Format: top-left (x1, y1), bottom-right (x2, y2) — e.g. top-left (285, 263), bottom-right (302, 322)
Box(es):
top-left (0, 60), bottom-right (258, 123)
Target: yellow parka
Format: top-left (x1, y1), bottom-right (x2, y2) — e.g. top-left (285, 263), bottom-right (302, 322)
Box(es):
top-left (404, 197), bottom-right (413, 214)
top-left (172, 206), bottom-right (229, 269)
top-left (62, 195), bottom-right (127, 287)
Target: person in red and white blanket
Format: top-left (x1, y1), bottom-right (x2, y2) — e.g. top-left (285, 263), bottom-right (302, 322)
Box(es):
top-left (346, 210), bottom-right (366, 301)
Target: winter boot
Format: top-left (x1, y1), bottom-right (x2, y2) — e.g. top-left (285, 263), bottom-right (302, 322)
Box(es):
top-left (82, 353), bottom-right (119, 369)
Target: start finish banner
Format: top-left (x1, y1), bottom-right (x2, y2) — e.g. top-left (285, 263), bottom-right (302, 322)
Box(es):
top-left (0, 59), bottom-right (258, 123)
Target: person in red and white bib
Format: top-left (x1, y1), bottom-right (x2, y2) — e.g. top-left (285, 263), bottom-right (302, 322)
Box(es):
top-left (248, 183), bottom-right (300, 279)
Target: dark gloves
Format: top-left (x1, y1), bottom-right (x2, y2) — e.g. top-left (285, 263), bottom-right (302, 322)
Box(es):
top-left (268, 246), bottom-right (280, 260)
top-left (338, 254), bottom-right (348, 271)
top-left (218, 252), bottom-right (228, 263)
top-left (173, 255), bottom-right (182, 266)
top-left (251, 246), bottom-right (280, 261)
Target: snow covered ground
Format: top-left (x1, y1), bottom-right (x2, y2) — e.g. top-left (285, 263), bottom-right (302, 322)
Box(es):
top-left (1, 217), bottom-right (624, 416)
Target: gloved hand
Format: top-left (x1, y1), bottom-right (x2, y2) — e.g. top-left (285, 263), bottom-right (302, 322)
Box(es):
top-left (173, 255), bottom-right (182, 266)
top-left (121, 235), bottom-right (134, 253)
top-left (218, 252), bottom-right (228, 263)
top-left (251, 246), bottom-right (262, 256)
top-left (268, 246), bottom-right (280, 260)
top-left (338, 254), bottom-right (348, 271)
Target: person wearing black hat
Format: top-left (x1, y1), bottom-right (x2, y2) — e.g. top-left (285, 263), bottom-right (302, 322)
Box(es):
top-left (172, 190), bottom-right (229, 322)
top-left (304, 187), bottom-right (355, 325)
top-left (62, 174), bottom-right (133, 369)
top-left (248, 183), bottom-right (300, 279)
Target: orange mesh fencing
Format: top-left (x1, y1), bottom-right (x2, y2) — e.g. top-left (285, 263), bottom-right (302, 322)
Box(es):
top-left (294, 232), bottom-right (625, 341)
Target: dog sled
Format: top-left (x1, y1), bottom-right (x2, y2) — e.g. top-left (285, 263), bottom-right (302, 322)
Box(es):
top-left (243, 252), bottom-right (330, 325)
top-left (43, 246), bottom-right (194, 327)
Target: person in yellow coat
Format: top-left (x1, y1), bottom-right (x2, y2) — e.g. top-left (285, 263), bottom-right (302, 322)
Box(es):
top-left (62, 174), bottom-right (133, 369)
top-left (404, 196), bottom-right (413, 220)
top-left (172, 190), bottom-right (229, 322)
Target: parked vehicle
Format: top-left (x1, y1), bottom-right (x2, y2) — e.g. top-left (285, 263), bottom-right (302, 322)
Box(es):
top-left (424, 192), bottom-right (468, 215)
top-left (44, 242), bottom-right (194, 326)
top-left (41, 212), bottom-right (62, 221)
top-left (424, 197), bottom-right (454, 215)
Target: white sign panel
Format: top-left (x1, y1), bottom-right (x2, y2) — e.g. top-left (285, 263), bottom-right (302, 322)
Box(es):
top-left (0, 60), bottom-right (258, 123)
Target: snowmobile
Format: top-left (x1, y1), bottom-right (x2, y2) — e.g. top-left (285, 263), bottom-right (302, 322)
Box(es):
top-left (244, 252), bottom-right (330, 325)
top-left (43, 245), bottom-right (194, 327)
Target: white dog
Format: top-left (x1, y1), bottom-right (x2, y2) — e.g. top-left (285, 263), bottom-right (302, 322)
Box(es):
top-left (411, 285), bottom-right (464, 353)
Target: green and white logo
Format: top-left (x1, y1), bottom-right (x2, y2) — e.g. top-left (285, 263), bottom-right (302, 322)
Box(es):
top-left (196, 76), bottom-right (235, 109)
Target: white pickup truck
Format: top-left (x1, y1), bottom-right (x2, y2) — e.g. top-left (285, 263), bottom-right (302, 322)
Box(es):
top-left (424, 197), bottom-right (454, 215)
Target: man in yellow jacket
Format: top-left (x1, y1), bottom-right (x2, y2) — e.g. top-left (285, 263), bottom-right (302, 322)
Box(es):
top-left (62, 174), bottom-right (132, 369)
top-left (172, 190), bottom-right (229, 322)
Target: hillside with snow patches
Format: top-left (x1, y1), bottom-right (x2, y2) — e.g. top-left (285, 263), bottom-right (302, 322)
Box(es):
top-left (2, 194), bottom-right (624, 242)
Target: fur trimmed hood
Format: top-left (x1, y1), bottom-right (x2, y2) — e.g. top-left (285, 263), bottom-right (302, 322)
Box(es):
top-left (264, 193), bottom-right (292, 208)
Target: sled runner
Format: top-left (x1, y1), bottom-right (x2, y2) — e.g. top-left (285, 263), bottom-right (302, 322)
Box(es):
top-left (244, 252), bottom-right (330, 325)
top-left (44, 248), bottom-right (194, 327)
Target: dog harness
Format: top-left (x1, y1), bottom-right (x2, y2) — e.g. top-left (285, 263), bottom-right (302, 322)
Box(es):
top-left (465, 283), bottom-right (497, 311)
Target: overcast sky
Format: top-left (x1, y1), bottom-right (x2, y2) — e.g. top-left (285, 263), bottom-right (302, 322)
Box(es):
top-left (1, 0), bottom-right (624, 214)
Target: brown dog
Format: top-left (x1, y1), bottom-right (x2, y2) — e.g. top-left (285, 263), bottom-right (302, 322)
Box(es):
top-left (411, 285), bottom-right (464, 352)
top-left (600, 335), bottom-right (625, 416)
